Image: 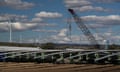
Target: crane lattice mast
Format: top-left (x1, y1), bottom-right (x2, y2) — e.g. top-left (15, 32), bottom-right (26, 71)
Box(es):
top-left (68, 9), bottom-right (99, 48)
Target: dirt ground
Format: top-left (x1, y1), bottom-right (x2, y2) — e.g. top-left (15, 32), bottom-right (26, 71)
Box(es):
top-left (0, 62), bottom-right (120, 72)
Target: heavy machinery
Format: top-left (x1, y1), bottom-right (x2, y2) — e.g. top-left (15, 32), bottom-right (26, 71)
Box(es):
top-left (68, 9), bottom-right (100, 49)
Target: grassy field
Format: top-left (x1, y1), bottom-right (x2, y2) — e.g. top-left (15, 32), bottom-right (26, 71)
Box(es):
top-left (0, 62), bottom-right (120, 72)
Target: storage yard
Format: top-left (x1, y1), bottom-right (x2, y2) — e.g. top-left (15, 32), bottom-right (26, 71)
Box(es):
top-left (0, 46), bottom-right (120, 64)
top-left (0, 46), bottom-right (120, 72)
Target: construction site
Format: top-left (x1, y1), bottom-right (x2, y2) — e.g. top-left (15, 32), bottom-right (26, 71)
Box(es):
top-left (1, 0), bottom-right (120, 71)
top-left (0, 8), bottom-right (120, 72)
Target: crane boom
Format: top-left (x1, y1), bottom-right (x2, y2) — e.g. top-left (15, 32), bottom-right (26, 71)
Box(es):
top-left (68, 9), bottom-right (99, 48)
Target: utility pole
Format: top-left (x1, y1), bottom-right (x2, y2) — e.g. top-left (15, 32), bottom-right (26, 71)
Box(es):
top-left (67, 18), bottom-right (72, 43)
top-left (19, 35), bottom-right (22, 43)
top-left (8, 18), bottom-right (12, 43)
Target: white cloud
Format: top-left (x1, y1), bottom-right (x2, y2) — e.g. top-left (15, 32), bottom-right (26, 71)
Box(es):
top-left (12, 22), bottom-right (37, 30)
top-left (0, 21), bottom-right (58, 32)
top-left (0, 22), bottom-right (37, 31)
top-left (67, 33), bottom-right (118, 44)
top-left (82, 15), bottom-right (120, 27)
top-left (74, 5), bottom-right (108, 12)
top-left (50, 28), bottom-right (71, 43)
top-left (58, 28), bottom-right (68, 37)
top-left (0, 14), bottom-right (27, 22)
top-left (34, 28), bottom-right (120, 44)
top-left (31, 18), bottom-right (43, 22)
top-left (92, 0), bottom-right (120, 3)
top-left (65, 0), bottom-right (91, 8)
top-left (64, 0), bottom-right (112, 12)
top-left (32, 29), bottom-right (58, 33)
top-left (37, 23), bottom-right (57, 27)
top-left (66, 15), bottom-right (120, 28)
top-left (35, 11), bottom-right (62, 18)
top-left (0, 22), bottom-right (9, 31)
top-left (0, 16), bottom-right (7, 21)
top-left (0, 0), bottom-right (34, 10)
top-left (51, 33), bottom-right (89, 44)
top-left (82, 15), bottom-right (120, 21)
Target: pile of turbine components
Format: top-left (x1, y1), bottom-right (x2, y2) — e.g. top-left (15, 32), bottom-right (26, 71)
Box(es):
top-left (0, 50), bottom-right (120, 64)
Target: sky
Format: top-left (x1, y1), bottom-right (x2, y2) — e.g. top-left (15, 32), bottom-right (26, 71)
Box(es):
top-left (0, 0), bottom-right (120, 45)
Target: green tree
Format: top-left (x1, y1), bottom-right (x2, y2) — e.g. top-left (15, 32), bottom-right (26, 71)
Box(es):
top-left (40, 42), bottom-right (55, 49)
top-left (110, 44), bottom-right (120, 50)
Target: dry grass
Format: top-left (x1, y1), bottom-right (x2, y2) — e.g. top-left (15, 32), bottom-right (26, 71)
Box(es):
top-left (0, 62), bottom-right (120, 72)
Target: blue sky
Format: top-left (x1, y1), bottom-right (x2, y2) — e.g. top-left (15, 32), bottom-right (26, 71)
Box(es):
top-left (0, 0), bottom-right (120, 44)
